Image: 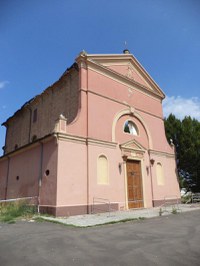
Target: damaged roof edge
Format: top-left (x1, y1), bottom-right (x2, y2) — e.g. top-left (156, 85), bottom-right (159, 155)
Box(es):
top-left (1, 62), bottom-right (78, 127)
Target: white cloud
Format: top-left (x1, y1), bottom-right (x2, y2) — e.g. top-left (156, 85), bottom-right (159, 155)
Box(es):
top-left (163, 96), bottom-right (200, 120)
top-left (0, 80), bottom-right (9, 89)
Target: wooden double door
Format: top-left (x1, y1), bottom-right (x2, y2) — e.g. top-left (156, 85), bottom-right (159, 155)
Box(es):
top-left (126, 160), bottom-right (144, 208)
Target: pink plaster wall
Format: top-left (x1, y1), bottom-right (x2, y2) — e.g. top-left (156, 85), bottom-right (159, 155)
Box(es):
top-left (88, 93), bottom-right (125, 141)
top-left (88, 144), bottom-right (125, 208)
top-left (115, 115), bottom-right (149, 148)
top-left (6, 145), bottom-right (40, 199)
top-left (150, 153), bottom-right (180, 201)
top-left (56, 139), bottom-right (87, 206)
top-left (140, 111), bottom-right (174, 153)
top-left (142, 152), bottom-right (154, 208)
top-left (40, 139), bottom-right (58, 206)
top-left (0, 138), bottom-right (58, 206)
top-left (66, 91), bottom-right (87, 137)
top-left (87, 68), bottom-right (163, 118)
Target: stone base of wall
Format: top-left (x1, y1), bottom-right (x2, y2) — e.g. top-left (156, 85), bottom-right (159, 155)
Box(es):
top-left (153, 198), bottom-right (181, 207)
top-left (39, 199), bottom-right (182, 217)
top-left (39, 203), bottom-right (119, 217)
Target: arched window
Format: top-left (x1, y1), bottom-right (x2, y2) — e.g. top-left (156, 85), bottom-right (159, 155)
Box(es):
top-left (124, 120), bottom-right (138, 135)
top-left (156, 163), bottom-right (165, 186)
top-left (97, 155), bottom-right (109, 185)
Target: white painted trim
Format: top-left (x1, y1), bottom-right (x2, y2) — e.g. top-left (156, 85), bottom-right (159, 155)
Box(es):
top-left (140, 158), bottom-right (147, 208)
top-left (88, 138), bottom-right (117, 148)
top-left (120, 139), bottom-right (146, 152)
top-left (149, 149), bottom-right (175, 157)
top-left (56, 133), bottom-right (86, 144)
top-left (56, 133), bottom-right (118, 148)
top-left (123, 162), bottom-right (129, 210)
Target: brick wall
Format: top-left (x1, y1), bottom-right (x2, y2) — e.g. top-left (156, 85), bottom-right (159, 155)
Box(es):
top-left (4, 67), bottom-right (79, 154)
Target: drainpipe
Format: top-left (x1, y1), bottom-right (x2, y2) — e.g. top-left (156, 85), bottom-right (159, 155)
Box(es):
top-left (5, 156), bottom-right (10, 200)
top-left (148, 150), bottom-right (155, 207)
top-left (38, 142), bottom-right (44, 213)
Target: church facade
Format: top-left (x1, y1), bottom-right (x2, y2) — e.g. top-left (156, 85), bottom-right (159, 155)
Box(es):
top-left (0, 51), bottom-right (180, 216)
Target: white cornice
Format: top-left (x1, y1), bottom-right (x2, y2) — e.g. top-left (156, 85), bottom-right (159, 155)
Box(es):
top-left (87, 138), bottom-right (117, 148)
top-left (149, 149), bottom-right (175, 158)
top-left (55, 133), bottom-right (117, 148)
top-left (0, 134), bottom-right (55, 159)
top-left (55, 133), bottom-right (86, 144)
top-left (120, 139), bottom-right (146, 151)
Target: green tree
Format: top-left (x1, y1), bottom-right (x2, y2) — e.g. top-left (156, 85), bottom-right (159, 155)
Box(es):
top-left (164, 114), bottom-right (200, 192)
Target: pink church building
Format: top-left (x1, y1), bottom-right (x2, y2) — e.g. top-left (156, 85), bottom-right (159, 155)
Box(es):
top-left (0, 50), bottom-right (180, 216)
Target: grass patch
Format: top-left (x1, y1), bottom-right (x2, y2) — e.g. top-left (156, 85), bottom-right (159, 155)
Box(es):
top-left (181, 195), bottom-right (192, 204)
top-left (33, 216), bottom-right (79, 227)
top-left (0, 201), bottom-right (37, 223)
top-left (34, 217), bottom-right (46, 223)
top-left (159, 208), bottom-right (163, 216)
top-left (171, 206), bottom-right (178, 214)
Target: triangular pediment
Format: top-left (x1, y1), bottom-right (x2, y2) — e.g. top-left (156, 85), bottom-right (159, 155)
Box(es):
top-left (104, 61), bottom-right (153, 90)
top-left (120, 139), bottom-right (146, 152)
top-left (83, 53), bottom-right (165, 98)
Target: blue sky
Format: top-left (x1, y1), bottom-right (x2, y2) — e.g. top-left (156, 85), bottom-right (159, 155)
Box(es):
top-left (0, 0), bottom-right (200, 155)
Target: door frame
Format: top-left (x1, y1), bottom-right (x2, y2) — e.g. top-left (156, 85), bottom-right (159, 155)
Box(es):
top-left (124, 158), bottom-right (146, 209)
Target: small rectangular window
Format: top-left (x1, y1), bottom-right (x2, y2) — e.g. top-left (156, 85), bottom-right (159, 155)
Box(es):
top-left (33, 109), bottom-right (37, 123)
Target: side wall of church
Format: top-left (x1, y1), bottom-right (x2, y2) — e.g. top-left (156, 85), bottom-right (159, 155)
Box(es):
top-left (4, 68), bottom-right (79, 154)
top-left (0, 138), bottom-right (58, 207)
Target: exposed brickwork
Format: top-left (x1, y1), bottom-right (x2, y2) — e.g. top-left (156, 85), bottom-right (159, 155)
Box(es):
top-left (4, 68), bottom-right (79, 154)
top-left (5, 108), bottom-right (30, 154)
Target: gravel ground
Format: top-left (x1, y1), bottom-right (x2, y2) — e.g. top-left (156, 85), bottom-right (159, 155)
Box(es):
top-left (40, 204), bottom-right (200, 227)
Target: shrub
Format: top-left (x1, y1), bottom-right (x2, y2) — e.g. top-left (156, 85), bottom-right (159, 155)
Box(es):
top-left (0, 201), bottom-right (37, 223)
